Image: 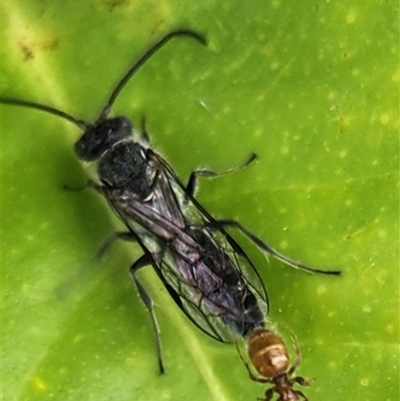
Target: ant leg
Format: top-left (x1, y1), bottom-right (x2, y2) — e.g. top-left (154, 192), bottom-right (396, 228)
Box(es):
top-left (130, 253), bottom-right (165, 375)
top-left (214, 219), bottom-right (342, 276)
top-left (293, 376), bottom-right (313, 387)
top-left (236, 343), bottom-right (268, 383)
top-left (185, 153), bottom-right (257, 197)
top-left (293, 389), bottom-right (309, 400)
top-left (286, 329), bottom-right (302, 376)
top-left (264, 388), bottom-right (275, 401)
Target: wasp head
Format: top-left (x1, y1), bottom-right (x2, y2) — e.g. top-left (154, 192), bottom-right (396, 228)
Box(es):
top-left (74, 116), bottom-right (132, 161)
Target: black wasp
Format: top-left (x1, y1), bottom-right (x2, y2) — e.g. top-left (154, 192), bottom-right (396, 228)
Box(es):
top-left (1, 30), bottom-right (340, 374)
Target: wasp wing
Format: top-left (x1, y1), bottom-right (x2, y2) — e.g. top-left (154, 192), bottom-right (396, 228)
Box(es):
top-left (102, 147), bottom-right (268, 342)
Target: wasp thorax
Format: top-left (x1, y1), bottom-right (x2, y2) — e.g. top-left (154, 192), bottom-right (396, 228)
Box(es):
top-left (248, 328), bottom-right (290, 378)
top-left (75, 116), bottom-right (132, 161)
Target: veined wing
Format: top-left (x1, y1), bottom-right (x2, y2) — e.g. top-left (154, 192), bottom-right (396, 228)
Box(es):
top-left (156, 225), bottom-right (269, 342)
top-left (104, 149), bottom-right (269, 341)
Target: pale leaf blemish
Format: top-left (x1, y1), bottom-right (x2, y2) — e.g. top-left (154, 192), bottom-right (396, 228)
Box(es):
top-left (374, 269), bottom-right (388, 287)
top-left (220, 106), bottom-right (230, 117)
top-left (32, 376), bottom-right (48, 391)
top-left (159, 390), bottom-right (172, 400)
top-left (253, 128), bottom-right (263, 138)
top-left (344, 199), bottom-right (353, 207)
top-left (316, 285), bottom-right (327, 296)
top-left (280, 146), bottom-right (289, 156)
top-left (40, 222), bottom-right (50, 230)
top-left (270, 61), bottom-right (280, 71)
top-left (346, 9), bottom-right (358, 24)
top-left (360, 377), bottom-right (371, 387)
top-left (339, 149), bottom-right (348, 159)
top-left (362, 305), bottom-right (371, 313)
top-left (125, 356), bottom-right (135, 366)
top-left (271, 0), bottom-right (281, 10)
top-left (378, 229), bottom-right (387, 238)
top-left (379, 113), bottom-right (390, 125)
top-left (327, 91), bottom-right (336, 100)
top-left (279, 240), bottom-right (288, 250)
top-left (73, 335), bottom-right (83, 343)
top-left (22, 283), bottom-right (31, 292)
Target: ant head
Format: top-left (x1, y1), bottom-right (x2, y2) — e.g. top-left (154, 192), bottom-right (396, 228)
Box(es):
top-left (74, 116), bottom-right (132, 161)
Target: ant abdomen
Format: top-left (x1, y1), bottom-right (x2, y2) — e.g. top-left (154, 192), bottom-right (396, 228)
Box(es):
top-left (248, 328), bottom-right (290, 378)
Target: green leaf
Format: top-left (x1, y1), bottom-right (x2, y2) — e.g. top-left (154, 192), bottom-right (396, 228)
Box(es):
top-left (2, 1), bottom-right (398, 401)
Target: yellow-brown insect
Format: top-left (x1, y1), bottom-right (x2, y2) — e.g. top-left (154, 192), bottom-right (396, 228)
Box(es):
top-left (239, 328), bottom-right (311, 401)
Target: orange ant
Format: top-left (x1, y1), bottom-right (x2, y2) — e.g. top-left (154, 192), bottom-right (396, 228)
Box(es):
top-left (238, 328), bottom-right (312, 401)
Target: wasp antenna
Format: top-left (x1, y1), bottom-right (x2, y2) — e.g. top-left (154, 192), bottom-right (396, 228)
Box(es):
top-left (101, 29), bottom-right (207, 118)
top-left (0, 96), bottom-right (87, 129)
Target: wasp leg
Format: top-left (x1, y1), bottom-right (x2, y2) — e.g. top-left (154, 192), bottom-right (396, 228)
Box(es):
top-left (185, 152), bottom-right (257, 197)
top-left (63, 179), bottom-right (102, 192)
top-left (213, 219), bottom-right (341, 276)
top-left (138, 115), bottom-right (151, 145)
top-left (130, 253), bottom-right (165, 375)
top-left (96, 231), bottom-right (137, 260)
top-left (96, 230), bottom-right (165, 374)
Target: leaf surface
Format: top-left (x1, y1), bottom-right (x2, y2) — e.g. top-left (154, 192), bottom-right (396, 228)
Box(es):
top-left (2, 1), bottom-right (398, 401)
